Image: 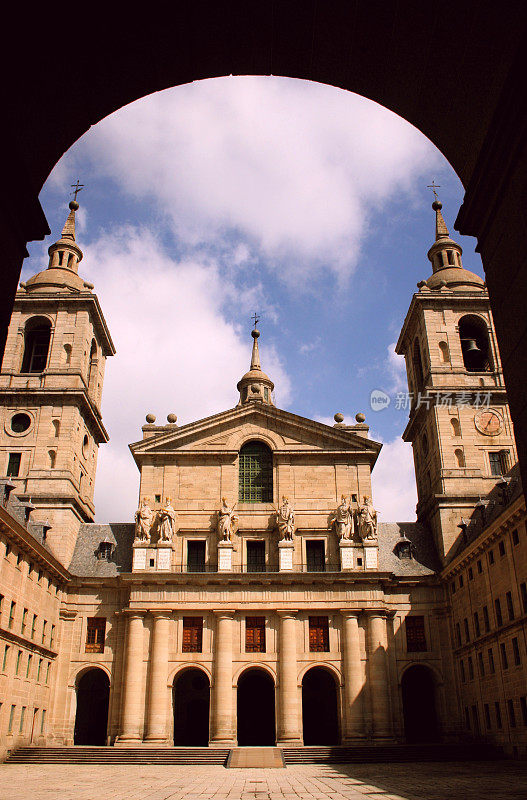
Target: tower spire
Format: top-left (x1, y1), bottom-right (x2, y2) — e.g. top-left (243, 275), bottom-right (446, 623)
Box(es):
top-left (237, 319), bottom-right (274, 406)
top-left (250, 323), bottom-right (262, 370)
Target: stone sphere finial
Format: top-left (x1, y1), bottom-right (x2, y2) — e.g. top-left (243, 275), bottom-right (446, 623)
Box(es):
top-left (69, 200), bottom-right (79, 211)
top-left (355, 412), bottom-right (366, 423)
top-left (251, 328), bottom-right (260, 339)
top-left (432, 200), bottom-right (442, 211)
top-left (167, 413), bottom-right (177, 424)
top-left (145, 413), bottom-right (156, 423)
top-left (334, 412), bottom-right (344, 423)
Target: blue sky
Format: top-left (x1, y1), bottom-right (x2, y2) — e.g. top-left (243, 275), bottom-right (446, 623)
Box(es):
top-left (22, 77), bottom-right (484, 523)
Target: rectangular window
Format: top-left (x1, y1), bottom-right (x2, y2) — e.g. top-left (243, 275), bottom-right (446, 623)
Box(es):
top-left (187, 540), bottom-right (206, 573)
top-left (19, 706), bottom-right (26, 734)
top-left (459, 574), bottom-right (464, 588)
top-left (85, 617), bottom-right (106, 653)
top-left (506, 591), bottom-right (515, 621)
top-left (468, 567), bottom-right (473, 580)
top-left (15, 649), bottom-right (22, 675)
top-left (21, 608), bottom-right (28, 635)
top-left (309, 616), bottom-right (330, 652)
top-left (182, 617), bottom-right (203, 653)
top-left (484, 703), bottom-right (491, 729)
top-left (500, 642), bottom-right (508, 669)
top-left (512, 529), bottom-right (519, 546)
top-left (8, 601), bottom-right (16, 629)
top-left (45, 662), bottom-right (50, 684)
top-left (478, 651), bottom-right (485, 676)
top-left (460, 659), bottom-right (466, 683)
top-left (41, 620), bottom-right (47, 644)
top-left (8, 705), bottom-right (15, 734)
top-left (50, 625), bottom-right (55, 648)
top-left (521, 583), bottom-right (527, 614)
top-left (464, 617), bottom-right (470, 642)
top-left (405, 616), bottom-right (427, 652)
top-left (495, 701), bottom-right (502, 729)
top-left (495, 598), bottom-right (503, 627)
top-left (37, 658), bottom-right (43, 682)
top-left (520, 696), bottom-right (527, 726)
top-left (6, 453), bottom-right (21, 477)
top-left (488, 648), bottom-right (495, 674)
top-left (473, 611), bottom-right (480, 638)
top-left (489, 450), bottom-right (509, 476)
top-left (512, 637), bottom-right (521, 666)
top-left (468, 655), bottom-right (474, 680)
top-left (246, 540), bottom-right (266, 573)
top-left (455, 622), bottom-right (461, 647)
top-left (245, 616), bottom-right (266, 653)
top-left (31, 615), bottom-right (37, 639)
top-left (499, 540), bottom-right (506, 557)
top-left (451, 581), bottom-right (456, 594)
top-left (306, 540), bottom-right (325, 572)
top-left (508, 699), bottom-right (516, 728)
top-left (477, 559), bottom-right (483, 574)
top-left (2, 645), bottom-right (9, 672)
top-left (26, 654), bottom-right (32, 679)
top-left (40, 709), bottom-right (46, 735)
top-left (489, 550), bottom-right (495, 565)
top-left (0, 593), bottom-right (3, 616)
top-left (471, 705), bottom-right (480, 735)
top-left (483, 606), bottom-right (490, 633)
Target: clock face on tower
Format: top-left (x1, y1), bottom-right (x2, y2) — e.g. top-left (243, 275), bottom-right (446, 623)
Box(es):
top-left (474, 409), bottom-right (503, 436)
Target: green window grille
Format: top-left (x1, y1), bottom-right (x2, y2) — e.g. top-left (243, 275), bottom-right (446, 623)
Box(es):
top-left (238, 442), bottom-right (273, 503)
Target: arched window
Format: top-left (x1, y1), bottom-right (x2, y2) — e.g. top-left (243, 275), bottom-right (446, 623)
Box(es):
top-left (458, 315), bottom-right (490, 372)
top-left (412, 338), bottom-right (424, 389)
top-left (438, 341), bottom-right (450, 362)
top-left (238, 441), bottom-right (273, 503)
top-left (52, 420), bottom-right (60, 438)
top-left (450, 418), bottom-right (461, 437)
top-left (88, 339), bottom-right (98, 390)
top-left (48, 450), bottom-right (56, 469)
top-left (63, 343), bottom-right (72, 364)
top-left (21, 318), bottom-right (51, 373)
top-left (454, 448), bottom-right (465, 468)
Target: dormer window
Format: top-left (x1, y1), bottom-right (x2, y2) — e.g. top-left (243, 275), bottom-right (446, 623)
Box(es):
top-left (395, 536), bottom-right (414, 559)
top-left (97, 541), bottom-right (114, 560)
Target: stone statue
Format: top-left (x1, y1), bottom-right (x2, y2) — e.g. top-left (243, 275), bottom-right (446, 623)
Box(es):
top-left (358, 496), bottom-right (378, 541)
top-left (158, 497), bottom-right (177, 541)
top-left (218, 498), bottom-right (238, 541)
top-left (134, 497), bottom-right (153, 543)
top-left (333, 495), bottom-right (354, 540)
top-left (276, 496), bottom-right (295, 541)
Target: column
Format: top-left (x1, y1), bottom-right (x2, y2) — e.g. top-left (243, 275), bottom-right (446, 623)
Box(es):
top-left (210, 611), bottom-right (235, 745)
top-left (366, 610), bottom-right (392, 739)
top-left (277, 611), bottom-right (302, 745)
top-left (117, 612), bottom-right (145, 743)
top-left (341, 610), bottom-right (365, 740)
top-left (144, 611), bottom-right (171, 742)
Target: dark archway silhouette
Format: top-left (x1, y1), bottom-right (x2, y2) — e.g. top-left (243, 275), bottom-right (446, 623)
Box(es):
top-left (73, 668), bottom-right (110, 745)
top-left (173, 668), bottom-right (210, 746)
top-left (302, 667), bottom-right (340, 745)
top-left (401, 665), bottom-right (439, 743)
top-left (237, 668), bottom-right (276, 745)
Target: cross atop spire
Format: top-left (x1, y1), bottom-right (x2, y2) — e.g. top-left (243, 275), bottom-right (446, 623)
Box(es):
top-left (427, 180), bottom-right (441, 202)
top-left (70, 180), bottom-right (84, 202)
top-left (251, 312), bottom-right (260, 329)
top-left (236, 321), bottom-right (274, 406)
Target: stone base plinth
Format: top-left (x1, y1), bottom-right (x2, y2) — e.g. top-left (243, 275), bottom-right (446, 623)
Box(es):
top-left (364, 542), bottom-right (379, 569)
top-left (278, 540), bottom-right (294, 571)
top-left (217, 540), bottom-right (234, 571)
top-left (156, 541), bottom-right (174, 571)
top-left (339, 539), bottom-right (355, 570)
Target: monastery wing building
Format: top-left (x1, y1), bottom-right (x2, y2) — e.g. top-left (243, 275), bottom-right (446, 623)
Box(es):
top-left (0, 198), bottom-right (525, 762)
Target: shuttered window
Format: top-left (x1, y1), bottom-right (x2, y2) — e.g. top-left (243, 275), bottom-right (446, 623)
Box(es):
top-left (245, 617), bottom-right (266, 652)
top-left (309, 616), bottom-right (329, 652)
top-left (182, 617), bottom-right (203, 653)
top-left (405, 615), bottom-right (427, 652)
top-left (85, 618), bottom-right (106, 653)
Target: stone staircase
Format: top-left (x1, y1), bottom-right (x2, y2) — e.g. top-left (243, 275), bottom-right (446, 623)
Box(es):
top-left (282, 743), bottom-right (502, 764)
top-left (5, 746), bottom-right (230, 765)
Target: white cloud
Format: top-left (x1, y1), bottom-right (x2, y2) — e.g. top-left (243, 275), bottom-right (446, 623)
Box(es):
top-left (371, 436), bottom-right (417, 522)
top-left (55, 76), bottom-right (441, 287)
top-left (84, 227), bottom-right (291, 521)
top-left (385, 341), bottom-right (407, 394)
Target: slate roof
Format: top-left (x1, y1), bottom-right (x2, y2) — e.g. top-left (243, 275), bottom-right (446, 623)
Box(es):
top-left (0, 480), bottom-right (53, 549)
top-left (68, 519), bottom-right (439, 578)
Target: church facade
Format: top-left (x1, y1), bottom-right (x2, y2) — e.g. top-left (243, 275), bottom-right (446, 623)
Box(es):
top-left (0, 198), bottom-right (525, 760)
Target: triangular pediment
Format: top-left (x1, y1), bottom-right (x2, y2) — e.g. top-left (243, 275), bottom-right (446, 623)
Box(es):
top-left (129, 404), bottom-right (381, 465)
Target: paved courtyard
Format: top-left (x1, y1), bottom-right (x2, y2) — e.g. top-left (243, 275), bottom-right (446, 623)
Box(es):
top-left (1, 761), bottom-right (526, 800)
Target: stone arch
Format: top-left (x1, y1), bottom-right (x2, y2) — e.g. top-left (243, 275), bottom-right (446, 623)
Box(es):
top-left (450, 417), bottom-right (461, 437)
top-left (236, 666), bottom-right (276, 745)
top-left (454, 448), bottom-right (465, 468)
top-left (301, 665), bottom-right (340, 745)
top-left (400, 663), bottom-right (439, 743)
top-left (438, 341), bottom-right (450, 362)
top-left (233, 661), bottom-right (276, 686)
top-left (458, 314), bottom-right (492, 372)
top-left (73, 666), bottom-right (110, 745)
top-left (21, 316), bottom-right (52, 373)
top-left (228, 429), bottom-right (283, 451)
top-left (168, 662), bottom-right (212, 686)
top-left (172, 666), bottom-right (210, 746)
top-left (297, 660), bottom-right (342, 686)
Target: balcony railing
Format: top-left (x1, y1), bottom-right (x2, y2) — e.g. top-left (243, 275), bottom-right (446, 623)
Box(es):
top-left (166, 562), bottom-right (342, 574)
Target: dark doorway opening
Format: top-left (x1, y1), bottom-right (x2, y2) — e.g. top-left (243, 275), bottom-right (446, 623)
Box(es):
top-left (401, 665), bottom-right (439, 742)
top-left (237, 668), bottom-right (275, 745)
top-left (302, 667), bottom-right (339, 745)
top-left (74, 668), bottom-right (110, 745)
top-left (173, 668), bottom-right (210, 746)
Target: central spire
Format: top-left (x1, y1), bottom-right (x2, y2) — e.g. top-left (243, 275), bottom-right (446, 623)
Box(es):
top-left (237, 323), bottom-right (275, 406)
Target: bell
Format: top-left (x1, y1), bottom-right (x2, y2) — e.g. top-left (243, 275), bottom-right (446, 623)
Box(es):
top-left (464, 338), bottom-right (481, 354)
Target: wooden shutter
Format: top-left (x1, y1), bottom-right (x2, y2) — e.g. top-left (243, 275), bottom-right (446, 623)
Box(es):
top-left (405, 615), bottom-right (426, 652)
top-left (308, 616), bottom-right (329, 652)
top-left (245, 617), bottom-right (266, 653)
top-left (182, 617), bottom-right (203, 653)
top-left (85, 618), bottom-right (106, 653)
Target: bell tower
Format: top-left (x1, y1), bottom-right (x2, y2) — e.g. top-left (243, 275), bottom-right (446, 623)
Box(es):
top-left (395, 197), bottom-right (517, 562)
top-left (0, 196), bottom-right (115, 566)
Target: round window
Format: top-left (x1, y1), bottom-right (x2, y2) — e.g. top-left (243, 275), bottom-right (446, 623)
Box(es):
top-left (11, 413), bottom-right (31, 434)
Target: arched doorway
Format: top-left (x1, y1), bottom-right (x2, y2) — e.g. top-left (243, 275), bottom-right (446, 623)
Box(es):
top-left (302, 667), bottom-right (339, 745)
top-left (401, 665), bottom-right (439, 743)
top-left (173, 668), bottom-right (210, 746)
top-left (74, 668), bottom-right (110, 745)
top-left (237, 668), bottom-right (275, 745)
